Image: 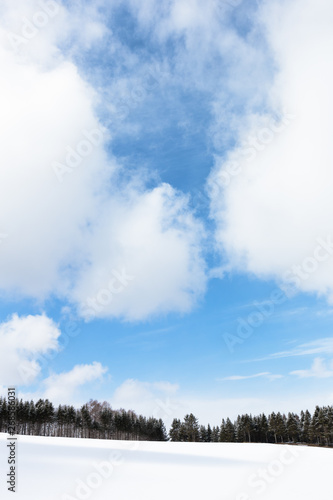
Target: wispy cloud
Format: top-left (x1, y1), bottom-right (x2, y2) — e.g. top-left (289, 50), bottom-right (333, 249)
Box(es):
top-left (291, 357), bottom-right (333, 379)
top-left (252, 338), bottom-right (333, 362)
top-left (116, 325), bottom-right (176, 345)
top-left (218, 372), bottom-right (283, 382)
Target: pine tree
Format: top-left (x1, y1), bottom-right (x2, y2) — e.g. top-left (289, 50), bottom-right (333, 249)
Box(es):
top-left (35, 399), bottom-right (46, 435)
top-left (199, 425), bottom-right (207, 442)
top-left (287, 412), bottom-right (299, 443)
top-left (220, 419), bottom-right (227, 442)
top-left (326, 406), bottom-right (333, 445)
top-left (211, 426), bottom-right (220, 442)
top-left (183, 414), bottom-right (200, 442)
top-left (242, 414), bottom-right (254, 443)
top-left (81, 404), bottom-right (93, 438)
top-left (225, 418), bottom-right (236, 442)
top-left (276, 413), bottom-right (287, 443)
top-left (207, 424), bottom-right (212, 443)
top-left (44, 400), bottom-right (55, 436)
top-left (29, 401), bottom-right (36, 436)
top-left (260, 414), bottom-right (269, 443)
top-left (0, 398), bottom-right (8, 433)
top-left (311, 406), bottom-right (322, 445)
top-left (169, 418), bottom-right (182, 441)
top-left (269, 412), bottom-right (278, 443)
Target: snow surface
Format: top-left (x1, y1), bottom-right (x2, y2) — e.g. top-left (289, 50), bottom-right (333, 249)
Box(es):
top-left (0, 433), bottom-right (332, 499)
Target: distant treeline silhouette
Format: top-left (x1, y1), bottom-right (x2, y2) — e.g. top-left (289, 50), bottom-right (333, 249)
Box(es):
top-left (0, 398), bottom-right (167, 441)
top-left (1, 397), bottom-right (332, 446)
top-left (170, 406), bottom-right (333, 446)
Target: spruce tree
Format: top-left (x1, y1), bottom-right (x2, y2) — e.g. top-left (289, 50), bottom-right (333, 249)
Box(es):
top-left (183, 414), bottom-right (200, 442)
top-left (287, 412), bottom-right (299, 443)
top-left (225, 418), bottom-right (236, 442)
top-left (199, 425), bottom-right (207, 442)
top-left (169, 418), bottom-right (182, 441)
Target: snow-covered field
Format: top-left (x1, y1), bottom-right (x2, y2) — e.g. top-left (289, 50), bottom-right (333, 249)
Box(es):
top-left (0, 433), bottom-right (332, 499)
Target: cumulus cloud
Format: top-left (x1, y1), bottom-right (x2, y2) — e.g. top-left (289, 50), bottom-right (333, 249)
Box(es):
top-left (208, 0), bottom-right (333, 301)
top-left (0, 314), bottom-right (61, 386)
top-left (110, 377), bottom-right (333, 426)
top-left (0, 0), bottom-right (207, 321)
top-left (121, 0), bottom-right (268, 98)
top-left (112, 379), bottom-right (182, 427)
top-left (72, 184), bottom-right (207, 321)
top-left (291, 357), bottom-right (333, 379)
top-left (41, 362), bottom-right (107, 404)
top-left (18, 361), bottom-right (108, 405)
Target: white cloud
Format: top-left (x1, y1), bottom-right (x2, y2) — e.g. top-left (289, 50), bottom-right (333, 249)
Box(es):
top-left (72, 184), bottom-right (207, 321)
top-left (110, 377), bottom-right (333, 427)
top-left (291, 357), bottom-right (333, 379)
top-left (219, 372), bottom-right (283, 381)
top-left (208, 0), bottom-right (333, 301)
top-left (0, 0), bottom-right (108, 63)
top-left (0, 0), bottom-right (207, 321)
top-left (41, 362), bottom-right (107, 404)
top-left (0, 314), bottom-right (61, 386)
top-left (262, 338), bottom-right (333, 360)
top-left (112, 379), bottom-right (182, 427)
top-left (120, 0), bottom-right (268, 103)
top-left (111, 379), bottom-right (275, 428)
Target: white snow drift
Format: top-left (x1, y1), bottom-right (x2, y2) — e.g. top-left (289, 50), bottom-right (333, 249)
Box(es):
top-left (0, 434), bottom-right (332, 500)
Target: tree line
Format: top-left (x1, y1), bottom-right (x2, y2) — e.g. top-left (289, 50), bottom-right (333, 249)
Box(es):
top-left (169, 406), bottom-right (333, 446)
top-left (1, 397), bottom-right (332, 446)
top-left (0, 398), bottom-right (168, 441)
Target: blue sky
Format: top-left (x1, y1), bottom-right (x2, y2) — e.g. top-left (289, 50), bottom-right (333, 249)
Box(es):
top-left (0, 0), bottom-right (333, 427)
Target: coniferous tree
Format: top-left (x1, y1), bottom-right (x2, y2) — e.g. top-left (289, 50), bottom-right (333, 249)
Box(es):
top-left (269, 412), bottom-right (278, 443)
top-left (242, 414), bottom-right (254, 443)
top-left (211, 426), bottom-right (220, 442)
top-left (183, 414), bottom-right (200, 442)
top-left (259, 414), bottom-right (269, 443)
top-left (199, 425), bottom-right (207, 442)
top-left (276, 412), bottom-right (287, 443)
top-left (3, 395), bottom-right (333, 446)
top-left (287, 412), bottom-right (300, 443)
top-left (311, 406), bottom-right (322, 445)
top-left (169, 418), bottom-right (182, 441)
top-left (326, 406), bottom-right (333, 445)
top-left (302, 409), bottom-right (311, 443)
top-left (207, 424), bottom-right (212, 443)
top-left (29, 401), bottom-right (36, 436)
top-left (81, 404), bottom-right (93, 438)
top-left (0, 398), bottom-right (8, 433)
top-left (220, 419), bottom-right (227, 442)
top-left (225, 418), bottom-right (236, 442)
top-left (235, 415), bottom-right (246, 442)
